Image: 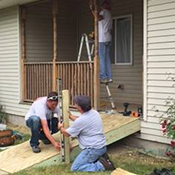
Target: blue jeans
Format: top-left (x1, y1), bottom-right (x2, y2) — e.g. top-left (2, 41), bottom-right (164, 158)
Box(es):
top-left (99, 42), bottom-right (112, 80)
top-left (71, 147), bottom-right (106, 172)
top-left (26, 115), bottom-right (59, 147)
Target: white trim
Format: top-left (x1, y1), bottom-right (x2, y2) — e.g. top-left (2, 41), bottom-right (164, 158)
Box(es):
top-left (143, 0), bottom-right (148, 121)
top-left (114, 14), bottom-right (133, 66)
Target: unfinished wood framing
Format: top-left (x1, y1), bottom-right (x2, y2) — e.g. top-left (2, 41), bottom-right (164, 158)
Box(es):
top-left (56, 61), bottom-right (94, 105)
top-left (21, 7), bottom-right (26, 100)
top-left (62, 90), bottom-right (70, 164)
top-left (21, 0), bottom-right (99, 107)
top-left (52, 0), bottom-right (58, 91)
top-left (93, 0), bottom-right (100, 110)
top-left (23, 62), bottom-right (53, 101)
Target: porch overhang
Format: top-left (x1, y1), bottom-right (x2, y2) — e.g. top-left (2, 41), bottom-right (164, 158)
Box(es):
top-left (0, 0), bottom-right (39, 9)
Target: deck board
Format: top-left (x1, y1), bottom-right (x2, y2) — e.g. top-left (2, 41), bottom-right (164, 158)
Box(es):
top-left (0, 113), bottom-right (140, 173)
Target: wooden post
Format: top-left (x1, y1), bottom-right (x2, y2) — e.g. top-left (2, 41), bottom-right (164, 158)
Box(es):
top-left (52, 0), bottom-right (58, 91)
top-left (62, 90), bottom-right (70, 164)
top-left (93, 0), bottom-right (100, 110)
top-left (21, 7), bottom-right (26, 100)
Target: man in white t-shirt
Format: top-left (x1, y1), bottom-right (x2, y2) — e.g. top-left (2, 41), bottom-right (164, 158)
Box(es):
top-left (25, 91), bottom-right (60, 153)
top-left (58, 95), bottom-right (115, 172)
top-left (91, 1), bottom-right (112, 83)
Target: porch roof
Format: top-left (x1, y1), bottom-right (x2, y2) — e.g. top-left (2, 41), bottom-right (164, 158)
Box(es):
top-left (0, 0), bottom-right (39, 9)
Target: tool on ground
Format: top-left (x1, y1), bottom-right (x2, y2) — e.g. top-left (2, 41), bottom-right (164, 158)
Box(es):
top-left (57, 78), bottom-right (65, 162)
top-left (77, 33), bottom-right (94, 62)
top-left (123, 102), bottom-right (131, 116)
top-left (138, 106), bottom-right (142, 116)
top-left (131, 111), bottom-right (139, 117)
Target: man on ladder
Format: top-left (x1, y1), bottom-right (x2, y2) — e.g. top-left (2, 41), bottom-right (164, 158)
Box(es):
top-left (77, 30), bottom-right (115, 110)
top-left (90, 0), bottom-right (113, 83)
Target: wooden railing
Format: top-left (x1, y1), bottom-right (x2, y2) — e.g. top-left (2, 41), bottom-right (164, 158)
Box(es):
top-left (23, 61), bottom-right (94, 105)
top-left (56, 61), bottom-right (94, 105)
top-left (24, 62), bottom-right (53, 102)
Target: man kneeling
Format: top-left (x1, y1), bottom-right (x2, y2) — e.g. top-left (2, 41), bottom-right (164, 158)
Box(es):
top-left (58, 95), bottom-right (115, 172)
top-left (25, 91), bottom-right (60, 153)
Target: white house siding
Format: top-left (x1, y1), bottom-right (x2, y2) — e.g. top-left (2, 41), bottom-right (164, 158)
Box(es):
top-left (141, 0), bottom-right (175, 143)
top-left (25, 0), bottom-right (77, 62)
top-left (108, 0), bottom-right (143, 105)
top-left (0, 6), bottom-right (30, 118)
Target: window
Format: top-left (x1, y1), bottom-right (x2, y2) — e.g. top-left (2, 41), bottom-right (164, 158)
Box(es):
top-left (114, 15), bottom-right (133, 65)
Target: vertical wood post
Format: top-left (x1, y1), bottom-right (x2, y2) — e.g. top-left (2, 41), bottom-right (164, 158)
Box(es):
top-left (21, 7), bottom-right (26, 100)
top-left (62, 90), bottom-right (70, 164)
top-left (52, 0), bottom-right (58, 91)
top-left (93, 0), bottom-right (100, 110)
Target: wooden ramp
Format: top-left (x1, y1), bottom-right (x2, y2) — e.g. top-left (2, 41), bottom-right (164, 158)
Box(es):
top-left (0, 113), bottom-right (140, 174)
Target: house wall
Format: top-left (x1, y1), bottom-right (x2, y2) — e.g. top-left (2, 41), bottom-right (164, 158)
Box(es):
top-left (0, 6), bottom-right (30, 119)
top-left (25, 0), bottom-right (77, 62)
top-left (141, 0), bottom-right (175, 143)
top-left (78, 0), bottom-right (143, 105)
top-left (25, 1), bottom-right (53, 62)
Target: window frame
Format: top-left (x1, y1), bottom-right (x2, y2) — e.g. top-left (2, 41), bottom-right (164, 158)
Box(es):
top-left (113, 14), bottom-right (133, 66)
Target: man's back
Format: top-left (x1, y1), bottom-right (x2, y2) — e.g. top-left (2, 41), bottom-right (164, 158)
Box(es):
top-left (67, 109), bottom-right (106, 149)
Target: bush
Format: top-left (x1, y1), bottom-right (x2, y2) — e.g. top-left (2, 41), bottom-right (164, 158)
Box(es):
top-left (0, 105), bottom-right (7, 124)
top-left (160, 99), bottom-right (175, 160)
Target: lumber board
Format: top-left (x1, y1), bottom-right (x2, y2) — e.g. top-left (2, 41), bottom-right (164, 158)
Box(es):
top-left (0, 170), bottom-right (8, 175)
top-left (0, 113), bottom-right (140, 173)
top-left (111, 168), bottom-right (137, 175)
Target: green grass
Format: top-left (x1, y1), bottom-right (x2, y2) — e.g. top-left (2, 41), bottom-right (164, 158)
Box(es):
top-left (12, 149), bottom-right (175, 175)
top-left (14, 133), bottom-right (30, 145)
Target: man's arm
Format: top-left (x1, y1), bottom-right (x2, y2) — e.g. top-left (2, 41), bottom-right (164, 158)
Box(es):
top-left (41, 120), bottom-right (60, 149)
top-left (68, 111), bottom-right (78, 121)
top-left (91, 10), bottom-right (103, 21)
top-left (58, 122), bottom-right (70, 137)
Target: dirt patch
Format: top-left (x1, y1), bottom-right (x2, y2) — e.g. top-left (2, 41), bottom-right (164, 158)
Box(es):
top-left (6, 123), bottom-right (30, 135)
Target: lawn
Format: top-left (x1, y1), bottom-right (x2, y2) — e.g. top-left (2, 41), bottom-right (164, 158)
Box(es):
top-left (11, 148), bottom-right (175, 175)
top-left (5, 123), bottom-right (175, 175)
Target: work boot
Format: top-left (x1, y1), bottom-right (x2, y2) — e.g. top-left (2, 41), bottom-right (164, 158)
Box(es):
top-left (41, 139), bottom-right (51, 145)
top-left (99, 154), bottom-right (115, 171)
top-left (32, 146), bottom-right (41, 153)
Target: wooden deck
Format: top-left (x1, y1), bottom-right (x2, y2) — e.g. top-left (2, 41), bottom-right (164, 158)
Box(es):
top-left (0, 113), bottom-right (140, 174)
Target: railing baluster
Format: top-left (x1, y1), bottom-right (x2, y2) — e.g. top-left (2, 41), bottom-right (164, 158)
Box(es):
top-left (23, 62), bottom-right (94, 105)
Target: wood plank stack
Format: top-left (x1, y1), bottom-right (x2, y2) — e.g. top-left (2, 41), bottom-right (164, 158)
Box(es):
top-left (0, 130), bottom-right (15, 147)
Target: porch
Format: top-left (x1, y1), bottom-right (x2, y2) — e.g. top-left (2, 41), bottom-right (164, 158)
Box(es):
top-left (20, 0), bottom-right (143, 110)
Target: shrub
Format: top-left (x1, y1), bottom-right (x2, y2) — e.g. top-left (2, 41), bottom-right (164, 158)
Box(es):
top-left (160, 99), bottom-right (175, 160)
top-left (0, 105), bottom-right (7, 124)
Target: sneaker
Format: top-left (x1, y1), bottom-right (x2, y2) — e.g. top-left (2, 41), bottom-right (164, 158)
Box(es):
top-left (41, 139), bottom-right (51, 145)
top-left (99, 155), bottom-right (115, 171)
top-left (108, 79), bottom-right (113, 83)
top-left (100, 79), bottom-right (108, 84)
top-left (32, 146), bottom-right (41, 153)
